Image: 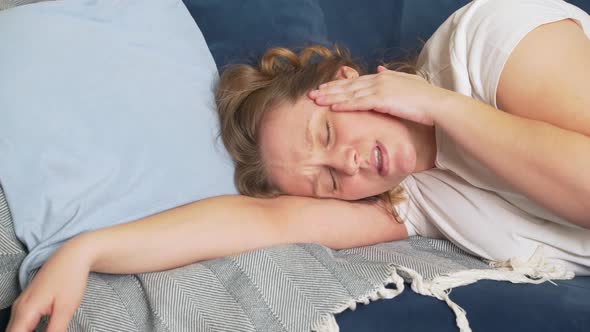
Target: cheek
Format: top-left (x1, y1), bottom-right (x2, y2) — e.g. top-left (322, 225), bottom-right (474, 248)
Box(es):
top-left (334, 112), bottom-right (397, 138)
top-left (334, 113), bottom-right (368, 132)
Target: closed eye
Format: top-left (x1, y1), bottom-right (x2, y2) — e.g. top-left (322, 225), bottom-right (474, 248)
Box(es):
top-left (329, 168), bottom-right (337, 191)
top-left (325, 121), bottom-right (332, 146)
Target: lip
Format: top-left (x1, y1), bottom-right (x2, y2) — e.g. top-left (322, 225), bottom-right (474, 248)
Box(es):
top-left (375, 141), bottom-right (390, 177)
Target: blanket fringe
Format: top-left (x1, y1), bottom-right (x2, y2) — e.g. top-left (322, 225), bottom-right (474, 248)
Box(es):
top-left (317, 246), bottom-right (574, 332)
top-left (314, 268), bottom-right (406, 332)
top-left (398, 246), bottom-right (575, 332)
top-left (315, 314), bottom-right (340, 332)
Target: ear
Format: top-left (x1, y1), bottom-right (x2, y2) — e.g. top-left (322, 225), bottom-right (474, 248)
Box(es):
top-left (334, 66), bottom-right (359, 80)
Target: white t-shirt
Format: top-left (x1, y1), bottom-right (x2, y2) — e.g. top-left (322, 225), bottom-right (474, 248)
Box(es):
top-left (397, 0), bottom-right (590, 275)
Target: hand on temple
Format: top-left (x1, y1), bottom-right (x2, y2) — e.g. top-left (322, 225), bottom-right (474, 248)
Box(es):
top-left (308, 65), bottom-right (452, 126)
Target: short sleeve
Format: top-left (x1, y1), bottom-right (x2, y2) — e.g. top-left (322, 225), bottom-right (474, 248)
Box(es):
top-left (458, 0), bottom-right (587, 108)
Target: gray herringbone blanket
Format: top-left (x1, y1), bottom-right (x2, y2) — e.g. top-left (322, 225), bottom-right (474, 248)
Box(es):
top-left (2, 182), bottom-right (573, 332)
top-left (0, 0), bottom-right (45, 10)
top-left (40, 237), bottom-right (490, 332)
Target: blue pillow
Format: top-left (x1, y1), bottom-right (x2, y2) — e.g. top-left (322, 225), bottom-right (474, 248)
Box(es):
top-left (0, 0), bottom-right (236, 289)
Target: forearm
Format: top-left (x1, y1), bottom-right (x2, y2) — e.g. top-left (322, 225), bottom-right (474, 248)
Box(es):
top-left (74, 195), bottom-right (292, 274)
top-left (433, 92), bottom-right (590, 225)
top-left (65, 194), bottom-right (405, 275)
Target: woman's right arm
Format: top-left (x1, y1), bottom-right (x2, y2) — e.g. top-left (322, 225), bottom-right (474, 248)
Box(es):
top-left (7, 194), bottom-right (407, 332)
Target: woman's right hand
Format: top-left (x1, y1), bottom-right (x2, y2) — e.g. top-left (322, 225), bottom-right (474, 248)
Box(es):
top-left (7, 238), bottom-right (91, 332)
top-left (309, 66), bottom-right (452, 126)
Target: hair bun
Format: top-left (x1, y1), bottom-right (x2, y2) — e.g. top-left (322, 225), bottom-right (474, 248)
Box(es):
top-left (260, 48), bottom-right (301, 76)
top-left (259, 45), bottom-right (342, 77)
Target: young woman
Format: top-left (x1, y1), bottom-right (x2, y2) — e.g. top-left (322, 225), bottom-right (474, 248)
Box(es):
top-left (8, 0), bottom-right (590, 331)
top-left (215, 0), bottom-right (590, 273)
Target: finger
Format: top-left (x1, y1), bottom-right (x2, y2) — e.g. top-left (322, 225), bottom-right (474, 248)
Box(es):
top-left (46, 309), bottom-right (74, 332)
top-left (312, 80), bottom-right (374, 99)
top-left (314, 88), bottom-right (373, 106)
top-left (376, 66), bottom-right (421, 80)
top-left (330, 94), bottom-right (379, 112)
top-left (318, 73), bottom-right (378, 89)
top-left (7, 306), bottom-right (44, 332)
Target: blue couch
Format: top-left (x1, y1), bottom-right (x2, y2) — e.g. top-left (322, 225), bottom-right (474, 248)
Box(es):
top-left (169, 0), bottom-right (590, 331)
top-left (1, 0), bottom-right (589, 331)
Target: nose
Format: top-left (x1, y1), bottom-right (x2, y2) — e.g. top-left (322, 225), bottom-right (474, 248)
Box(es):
top-left (330, 146), bottom-right (360, 176)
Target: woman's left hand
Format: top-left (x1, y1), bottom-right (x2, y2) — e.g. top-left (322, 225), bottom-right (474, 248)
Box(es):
top-left (7, 238), bottom-right (91, 332)
top-left (309, 66), bottom-right (452, 126)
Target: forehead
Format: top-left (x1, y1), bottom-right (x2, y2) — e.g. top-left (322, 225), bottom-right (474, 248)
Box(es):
top-left (267, 96), bottom-right (316, 125)
top-left (259, 96), bottom-right (321, 196)
top-left (262, 96), bottom-right (320, 148)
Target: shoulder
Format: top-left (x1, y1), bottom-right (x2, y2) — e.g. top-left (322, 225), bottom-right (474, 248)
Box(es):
top-left (465, 0), bottom-right (589, 106)
top-left (497, 18), bottom-right (590, 135)
top-left (457, 0), bottom-right (586, 56)
top-left (421, 0), bottom-right (589, 106)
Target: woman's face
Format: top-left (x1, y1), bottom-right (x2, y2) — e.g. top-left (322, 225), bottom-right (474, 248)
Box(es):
top-left (259, 95), bottom-right (418, 200)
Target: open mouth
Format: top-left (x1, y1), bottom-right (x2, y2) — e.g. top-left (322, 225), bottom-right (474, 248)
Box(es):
top-left (374, 146), bottom-right (383, 173)
top-left (373, 142), bottom-right (389, 176)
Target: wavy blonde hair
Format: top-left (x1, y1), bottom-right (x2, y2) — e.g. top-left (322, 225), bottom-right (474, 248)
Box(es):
top-left (215, 45), bottom-right (421, 223)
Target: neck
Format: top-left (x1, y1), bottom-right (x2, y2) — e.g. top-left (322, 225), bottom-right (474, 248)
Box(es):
top-left (405, 120), bottom-right (437, 173)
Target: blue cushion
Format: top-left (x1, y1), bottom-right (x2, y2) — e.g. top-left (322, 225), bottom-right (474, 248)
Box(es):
top-left (0, 0), bottom-right (236, 289)
top-left (183, 0), bottom-right (330, 69)
top-left (337, 277), bottom-right (590, 331)
top-left (183, 0), bottom-right (406, 71)
top-left (569, 0), bottom-right (590, 14)
top-left (317, 0), bottom-right (404, 70)
top-left (400, 0), bottom-right (471, 51)
top-left (187, 0), bottom-right (590, 72)
top-left (0, 307), bottom-right (9, 331)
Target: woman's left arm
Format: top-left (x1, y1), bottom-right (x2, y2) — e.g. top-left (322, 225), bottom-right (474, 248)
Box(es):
top-left (433, 19), bottom-right (590, 227)
top-left (311, 19), bottom-right (590, 227)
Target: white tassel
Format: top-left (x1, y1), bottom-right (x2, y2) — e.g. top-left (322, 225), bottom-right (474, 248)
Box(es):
top-left (397, 246), bottom-right (575, 332)
top-left (398, 266), bottom-right (473, 332)
top-left (317, 268), bottom-right (407, 332)
top-left (315, 314), bottom-right (340, 332)
top-left (322, 246), bottom-right (574, 332)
